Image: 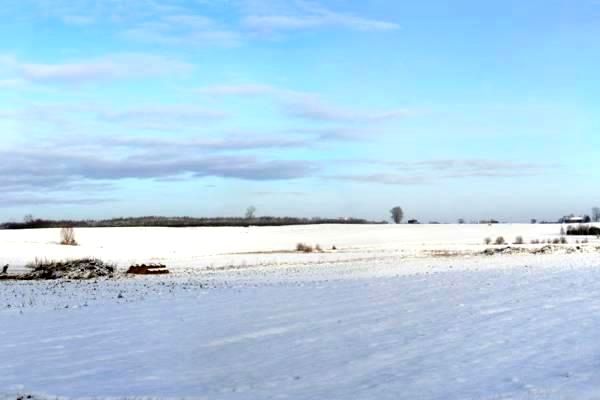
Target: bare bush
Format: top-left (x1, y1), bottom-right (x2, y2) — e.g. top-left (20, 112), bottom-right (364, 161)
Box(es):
top-left (24, 258), bottom-right (114, 280)
top-left (531, 239), bottom-right (540, 244)
top-left (560, 237), bottom-right (568, 244)
top-left (484, 237), bottom-right (492, 245)
top-left (514, 236), bottom-right (524, 245)
top-left (60, 227), bottom-right (77, 246)
top-left (495, 236), bottom-right (506, 245)
top-left (296, 243), bottom-right (314, 253)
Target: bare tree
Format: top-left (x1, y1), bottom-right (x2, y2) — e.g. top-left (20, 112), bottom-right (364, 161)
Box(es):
top-left (593, 207), bottom-right (600, 222)
top-left (390, 207), bottom-right (404, 224)
top-left (245, 206), bottom-right (257, 219)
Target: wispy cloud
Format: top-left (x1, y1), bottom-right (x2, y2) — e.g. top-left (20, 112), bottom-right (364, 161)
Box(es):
top-left (197, 84), bottom-right (282, 96)
top-left (122, 15), bottom-right (242, 47)
top-left (97, 135), bottom-right (312, 151)
top-left (11, 0), bottom-right (398, 47)
top-left (198, 82), bottom-right (411, 123)
top-left (242, 1), bottom-right (399, 33)
top-left (0, 194), bottom-right (114, 207)
top-left (12, 53), bottom-right (192, 85)
top-left (331, 174), bottom-right (428, 185)
top-left (284, 97), bottom-right (411, 123)
top-left (391, 159), bottom-right (554, 178)
top-left (98, 106), bottom-right (230, 130)
top-left (327, 159), bottom-right (555, 185)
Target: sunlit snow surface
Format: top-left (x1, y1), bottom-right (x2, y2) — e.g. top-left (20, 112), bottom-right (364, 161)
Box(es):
top-left (3, 265), bottom-right (600, 399)
top-left (2, 225), bottom-right (600, 399)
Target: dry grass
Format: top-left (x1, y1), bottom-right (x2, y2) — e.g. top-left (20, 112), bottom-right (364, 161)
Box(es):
top-left (296, 243), bottom-right (325, 253)
top-left (296, 243), bottom-right (313, 252)
top-left (60, 227), bottom-right (78, 246)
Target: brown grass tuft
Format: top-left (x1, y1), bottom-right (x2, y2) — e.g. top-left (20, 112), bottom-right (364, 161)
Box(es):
top-left (296, 243), bottom-right (314, 253)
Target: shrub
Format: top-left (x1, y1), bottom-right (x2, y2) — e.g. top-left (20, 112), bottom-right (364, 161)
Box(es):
top-left (60, 227), bottom-right (77, 246)
top-left (531, 239), bottom-right (540, 244)
top-left (560, 237), bottom-right (568, 244)
top-left (296, 243), bottom-right (314, 253)
top-left (484, 237), bottom-right (492, 245)
top-left (495, 236), bottom-right (506, 245)
top-left (566, 225), bottom-right (600, 236)
top-left (514, 236), bottom-right (524, 245)
top-left (552, 238), bottom-right (561, 244)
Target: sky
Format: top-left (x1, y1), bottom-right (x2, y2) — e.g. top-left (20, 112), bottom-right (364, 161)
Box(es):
top-left (1, 0), bottom-right (599, 223)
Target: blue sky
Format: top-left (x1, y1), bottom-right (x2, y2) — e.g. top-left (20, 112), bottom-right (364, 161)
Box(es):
top-left (1, 0), bottom-right (599, 222)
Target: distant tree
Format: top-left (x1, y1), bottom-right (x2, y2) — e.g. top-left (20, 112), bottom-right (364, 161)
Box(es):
top-left (245, 206), bottom-right (257, 219)
top-left (458, 218), bottom-right (465, 224)
top-left (583, 215), bottom-right (592, 223)
top-left (531, 219), bottom-right (537, 224)
top-left (390, 207), bottom-right (404, 224)
top-left (23, 214), bottom-right (34, 224)
top-left (593, 207), bottom-right (600, 222)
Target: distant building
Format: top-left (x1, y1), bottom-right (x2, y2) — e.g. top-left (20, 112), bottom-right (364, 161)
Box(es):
top-left (561, 215), bottom-right (591, 224)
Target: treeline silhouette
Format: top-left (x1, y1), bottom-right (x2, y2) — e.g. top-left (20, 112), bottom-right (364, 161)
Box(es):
top-left (1, 216), bottom-right (384, 230)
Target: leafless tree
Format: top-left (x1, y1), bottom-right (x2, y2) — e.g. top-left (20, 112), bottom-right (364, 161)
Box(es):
top-left (390, 207), bottom-right (404, 224)
top-left (245, 206), bottom-right (257, 219)
top-left (592, 207), bottom-right (600, 222)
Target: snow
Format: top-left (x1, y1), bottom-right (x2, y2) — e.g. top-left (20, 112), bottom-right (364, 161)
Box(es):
top-left (0, 223), bottom-right (590, 273)
top-left (1, 224), bottom-right (600, 399)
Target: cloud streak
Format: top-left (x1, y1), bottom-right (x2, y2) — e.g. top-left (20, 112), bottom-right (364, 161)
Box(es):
top-left (242, 1), bottom-right (399, 33)
top-left (327, 159), bottom-right (555, 185)
top-left (198, 83), bottom-right (411, 123)
top-left (7, 53), bottom-right (193, 85)
top-left (98, 106), bottom-right (230, 130)
top-left (0, 136), bottom-right (319, 206)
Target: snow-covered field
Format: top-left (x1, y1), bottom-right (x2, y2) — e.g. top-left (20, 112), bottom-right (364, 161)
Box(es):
top-left (1, 224), bottom-right (600, 399)
top-left (0, 223), bottom-right (594, 273)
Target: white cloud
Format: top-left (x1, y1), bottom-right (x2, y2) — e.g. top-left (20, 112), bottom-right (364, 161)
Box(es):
top-left (15, 53), bottom-right (193, 85)
top-left (242, 1), bottom-right (399, 33)
top-left (122, 15), bottom-right (242, 47)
